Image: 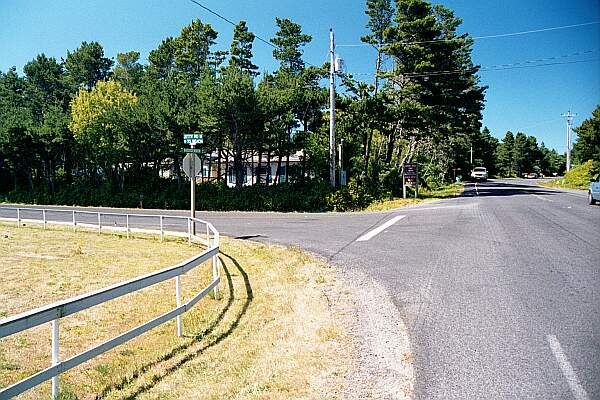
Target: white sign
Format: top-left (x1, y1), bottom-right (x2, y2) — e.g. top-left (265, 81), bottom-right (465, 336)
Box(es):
top-left (182, 154), bottom-right (201, 178)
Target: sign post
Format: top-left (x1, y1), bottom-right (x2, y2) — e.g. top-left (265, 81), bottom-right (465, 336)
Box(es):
top-left (183, 133), bottom-right (203, 235)
top-left (403, 163), bottom-right (419, 199)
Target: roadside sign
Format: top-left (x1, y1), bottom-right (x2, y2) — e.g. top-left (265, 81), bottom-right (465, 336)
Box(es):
top-left (404, 163), bottom-right (417, 175)
top-left (182, 154), bottom-right (201, 178)
top-left (404, 175), bottom-right (417, 186)
top-left (403, 162), bottom-right (419, 198)
top-left (183, 133), bottom-right (203, 145)
top-left (182, 148), bottom-right (203, 154)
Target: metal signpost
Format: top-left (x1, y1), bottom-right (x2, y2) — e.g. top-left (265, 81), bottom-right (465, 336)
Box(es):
top-left (403, 163), bottom-right (419, 199)
top-left (183, 134), bottom-right (203, 234)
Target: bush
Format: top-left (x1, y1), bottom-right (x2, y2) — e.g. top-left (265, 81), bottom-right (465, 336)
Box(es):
top-left (549, 160), bottom-right (598, 190)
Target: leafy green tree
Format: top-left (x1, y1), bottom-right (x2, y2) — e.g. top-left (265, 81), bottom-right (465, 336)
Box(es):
top-left (70, 79), bottom-right (138, 188)
top-left (63, 41), bottom-right (113, 90)
top-left (573, 106), bottom-right (600, 164)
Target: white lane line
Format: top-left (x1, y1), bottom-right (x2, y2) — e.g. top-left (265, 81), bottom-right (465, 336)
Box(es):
top-left (546, 334), bottom-right (589, 400)
top-left (356, 215), bottom-right (406, 242)
top-left (533, 194), bottom-right (554, 202)
top-left (561, 192), bottom-right (588, 199)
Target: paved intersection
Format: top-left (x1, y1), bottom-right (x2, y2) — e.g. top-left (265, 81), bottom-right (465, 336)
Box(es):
top-left (2, 179), bottom-right (598, 399)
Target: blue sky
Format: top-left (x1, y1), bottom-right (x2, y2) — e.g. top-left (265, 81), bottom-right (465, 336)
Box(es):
top-left (1, 0), bottom-right (598, 153)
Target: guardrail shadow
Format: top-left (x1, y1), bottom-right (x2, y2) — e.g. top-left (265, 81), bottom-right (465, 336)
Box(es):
top-left (97, 251), bottom-right (253, 399)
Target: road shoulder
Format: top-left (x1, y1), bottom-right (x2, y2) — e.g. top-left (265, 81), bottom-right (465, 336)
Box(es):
top-left (320, 261), bottom-right (415, 399)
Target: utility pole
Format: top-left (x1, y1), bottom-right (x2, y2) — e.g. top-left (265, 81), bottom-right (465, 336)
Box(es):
top-left (561, 110), bottom-right (576, 172)
top-left (329, 28), bottom-right (336, 187)
top-left (470, 145), bottom-right (473, 165)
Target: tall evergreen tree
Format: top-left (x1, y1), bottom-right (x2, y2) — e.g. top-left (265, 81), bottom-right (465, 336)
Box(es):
top-left (63, 41), bottom-right (113, 90)
top-left (573, 106), bottom-right (600, 164)
top-left (271, 18), bottom-right (312, 74)
top-left (496, 131), bottom-right (514, 176)
top-left (174, 19), bottom-right (218, 82)
top-left (229, 21), bottom-right (258, 76)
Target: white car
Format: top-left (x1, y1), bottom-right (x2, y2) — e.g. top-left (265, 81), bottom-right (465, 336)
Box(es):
top-left (471, 167), bottom-right (488, 181)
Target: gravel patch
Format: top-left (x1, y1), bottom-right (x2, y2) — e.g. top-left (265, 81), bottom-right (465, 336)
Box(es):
top-left (321, 263), bottom-right (415, 399)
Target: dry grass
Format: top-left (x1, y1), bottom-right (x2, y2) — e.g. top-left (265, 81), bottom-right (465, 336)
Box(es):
top-left (365, 183), bottom-right (464, 212)
top-left (0, 223), bottom-right (353, 399)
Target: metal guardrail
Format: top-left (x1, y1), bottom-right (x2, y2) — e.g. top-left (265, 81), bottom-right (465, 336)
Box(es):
top-left (0, 207), bottom-right (221, 399)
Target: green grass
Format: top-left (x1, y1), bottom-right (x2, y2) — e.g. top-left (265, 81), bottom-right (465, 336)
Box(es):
top-left (0, 223), bottom-right (353, 399)
top-left (540, 160), bottom-right (597, 191)
top-left (365, 183), bottom-right (464, 212)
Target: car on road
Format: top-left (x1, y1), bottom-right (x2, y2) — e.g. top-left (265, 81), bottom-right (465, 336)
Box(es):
top-left (589, 174), bottom-right (600, 205)
top-left (471, 167), bottom-right (488, 181)
top-left (524, 172), bottom-right (537, 179)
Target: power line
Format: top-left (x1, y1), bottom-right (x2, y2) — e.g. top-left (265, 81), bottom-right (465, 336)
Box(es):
top-left (189, 0), bottom-right (277, 49)
top-left (346, 49), bottom-right (599, 78)
top-left (337, 20), bottom-right (600, 48)
top-left (188, 0), bottom-right (324, 70)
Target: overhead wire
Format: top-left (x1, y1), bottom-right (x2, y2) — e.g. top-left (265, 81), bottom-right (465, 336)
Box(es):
top-left (345, 49), bottom-right (599, 78)
top-left (188, 0), bottom-right (322, 69)
top-left (337, 20), bottom-right (600, 48)
top-left (186, 2), bottom-right (597, 79)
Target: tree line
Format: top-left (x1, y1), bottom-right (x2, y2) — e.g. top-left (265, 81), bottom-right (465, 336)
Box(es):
top-left (471, 104), bottom-right (599, 179)
top-left (2, 0), bottom-right (589, 210)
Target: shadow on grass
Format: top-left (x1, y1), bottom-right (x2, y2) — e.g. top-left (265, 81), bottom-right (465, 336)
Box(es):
top-left (97, 251), bottom-right (253, 399)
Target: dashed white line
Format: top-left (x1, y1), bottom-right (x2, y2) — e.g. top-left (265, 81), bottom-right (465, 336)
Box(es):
top-left (547, 334), bottom-right (589, 400)
top-left (356, 215), bottom-right (406, 242)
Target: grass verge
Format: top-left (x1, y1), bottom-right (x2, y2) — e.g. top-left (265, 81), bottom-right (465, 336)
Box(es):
top-left (364, 183), bottom-right (464, 212)
top-left (0, 223), bottom-right (352, 399)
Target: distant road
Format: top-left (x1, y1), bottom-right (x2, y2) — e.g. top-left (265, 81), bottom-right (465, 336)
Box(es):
top-left (2, 179), bottom-right (599, 399)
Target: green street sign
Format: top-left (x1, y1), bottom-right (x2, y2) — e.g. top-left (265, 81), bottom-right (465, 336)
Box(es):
top-left (183, 133), bottom-right (203, 144)
top-left (182, 148), bottom-right (203, 154)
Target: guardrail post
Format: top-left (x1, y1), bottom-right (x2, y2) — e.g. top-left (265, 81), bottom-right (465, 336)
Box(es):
top-left (206, 224), bottom-right (210, 245)
top-left (43, 209), bottom-right (47, 230)
top-left (72, 210), bottom-right (76, 232)
top-left (16, 208), bottom-right (20, 227)
top-left (98, 212), bottom-right (101, 235)
top-left (212, 230), bottom-right (220, 300)
top-left (126, 214), bottom-right (130, 239)
top-left (175, 276), bottom-right (182, 337)
top-left (51, 319), bottom-right (59, 399)
top-left (160, 216), bottom-right (164, 242)
top-left (187, 218), bottom-right (191, 246)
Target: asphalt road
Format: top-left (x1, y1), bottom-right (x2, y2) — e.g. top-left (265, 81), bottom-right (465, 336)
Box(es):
top-left (2, 179), bottom-right (599, 399)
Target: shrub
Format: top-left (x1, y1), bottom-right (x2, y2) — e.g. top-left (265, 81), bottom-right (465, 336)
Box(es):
top-left (551, 160), bottom-right (598, 190)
